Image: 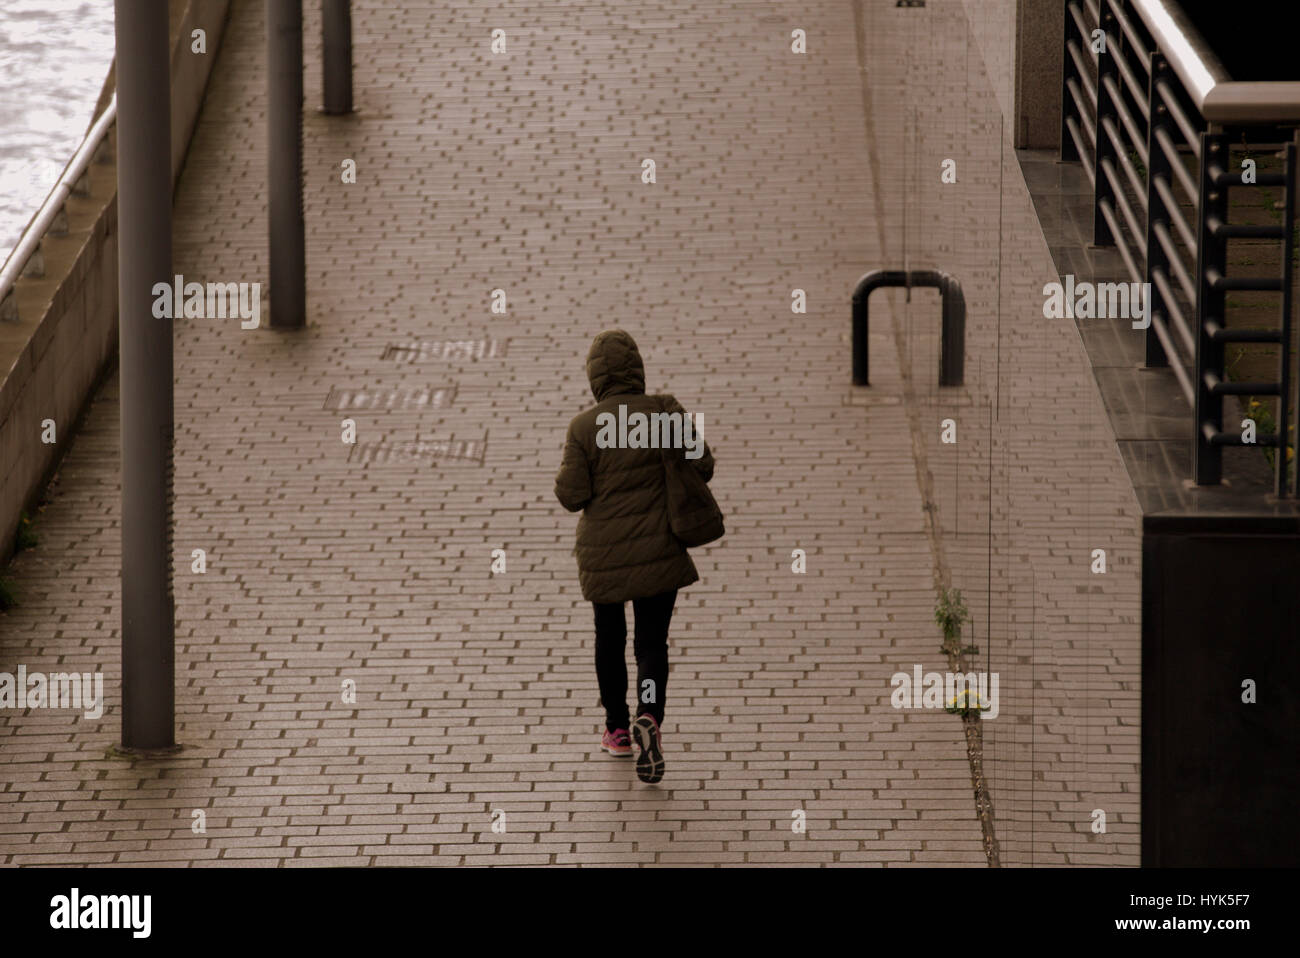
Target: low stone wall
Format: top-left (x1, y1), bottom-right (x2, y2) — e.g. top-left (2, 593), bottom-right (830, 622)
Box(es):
top-left (0, 0), bottom-right (231, 564)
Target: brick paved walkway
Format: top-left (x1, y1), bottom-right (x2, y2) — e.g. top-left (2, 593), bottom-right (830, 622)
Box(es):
top-left (858, 2), bottom-right (1141, 864)
top-left (0, 0), bottom-right (1137, 866)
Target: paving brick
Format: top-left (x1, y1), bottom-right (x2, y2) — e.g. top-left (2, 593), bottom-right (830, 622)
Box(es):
top-left (0, 0), bottom-right (1135, 869)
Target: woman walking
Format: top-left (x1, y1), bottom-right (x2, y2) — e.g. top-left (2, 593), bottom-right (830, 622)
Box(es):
top-left (554, 329), bottom-right (716, 784)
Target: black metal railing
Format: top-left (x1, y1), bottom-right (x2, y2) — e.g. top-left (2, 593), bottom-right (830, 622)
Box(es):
top-left (1061, 0), bottom-right (1300, 496)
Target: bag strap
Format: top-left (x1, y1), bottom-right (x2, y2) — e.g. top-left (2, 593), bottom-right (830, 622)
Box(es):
top-left (658, 394), bottom-right (682, 465)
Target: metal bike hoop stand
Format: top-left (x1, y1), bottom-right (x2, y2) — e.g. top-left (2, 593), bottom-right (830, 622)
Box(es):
top-left (851, 269), bottom-right (965, 387)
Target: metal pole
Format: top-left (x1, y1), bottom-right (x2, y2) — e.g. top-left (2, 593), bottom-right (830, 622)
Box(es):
top-left (1193, 132), bottom-right (1228, 485)
top-left (939, 276), bottom-right (965, 387)
top-left (1144, 55), bottom-right (1171, 369)
top-left (852, 295), bottom-right (870, 386)
top-left (1093, 0), bottom-right (1117, 247)
top-left (268, 0), bottom-right (306, 327)
top-left (115, 0), bottom-right (175, 752)
top-left (1060, 0), bottom-right (1079, 163)
top-left (1277, 143), bottom-right (1295, 497)
top-left (322, 0), bottom-right (353, 114)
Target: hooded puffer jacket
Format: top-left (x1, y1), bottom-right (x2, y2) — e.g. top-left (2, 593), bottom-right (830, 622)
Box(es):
top-left (555, 329), bottom-right (714, 604)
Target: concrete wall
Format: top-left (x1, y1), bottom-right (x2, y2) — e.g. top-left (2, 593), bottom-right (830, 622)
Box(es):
top-left (962, 0), bottom-right (1063, 148)
top-left (1015, 0), bottom-right (1064, 148)
top-left (0, 0), bottom-right (231, 564)
top-left (963, 0), bottom-right (1017, 127)
top-left (1142, 519), bottom-right (1300, 865)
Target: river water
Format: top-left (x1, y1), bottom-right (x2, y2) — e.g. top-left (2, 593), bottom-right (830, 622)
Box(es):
top-left (0, 0), bottom-right (115, 266)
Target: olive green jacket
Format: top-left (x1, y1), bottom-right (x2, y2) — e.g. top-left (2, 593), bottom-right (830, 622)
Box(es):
top-left (555, 330), bottom-right (714, 603)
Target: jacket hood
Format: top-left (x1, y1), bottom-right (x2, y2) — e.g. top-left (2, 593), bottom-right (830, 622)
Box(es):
top-left (586, 329), bottom-right (646, 401)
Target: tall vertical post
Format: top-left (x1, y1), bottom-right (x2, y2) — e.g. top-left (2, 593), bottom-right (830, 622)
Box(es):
top-left (268, 0), bottom-right (306, 328)
top-left (1143, 55), bottom-right (1170, 368)
top-left (1277, 143), bottom-right (1296, 498)
top-left (1060, 0), bottom-right (1079, 162)
top-left (115, 0), bottom-right (175, 751)
top-left (322, 0), bottom-right (353, 115)
top-left (1194, 132), bottom-right (1229, 485)
top-left (1092, 0), bottom-right (1117, 247)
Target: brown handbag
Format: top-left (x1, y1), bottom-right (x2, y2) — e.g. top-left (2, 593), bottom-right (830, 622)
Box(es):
top-left (659, 400), bottom-right (724, 548)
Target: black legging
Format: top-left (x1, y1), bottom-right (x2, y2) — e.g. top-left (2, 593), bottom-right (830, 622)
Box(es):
top-left (592, 589), bottom-right (677, 731)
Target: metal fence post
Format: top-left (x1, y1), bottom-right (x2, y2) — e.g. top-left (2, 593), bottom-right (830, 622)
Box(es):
top-left (1278, 143), bottom-right (1296, 497)
top-left (115, 0), bottom-right (176, 752)
top-left (1144, 53), bottom-right (1170, 368)
top-left (1194, 132), bottom-right (1229, 485)
top-left (1060, 0), bottom-right (1079, 163)
top-left (1092, 0), bottom-right (1116, 247)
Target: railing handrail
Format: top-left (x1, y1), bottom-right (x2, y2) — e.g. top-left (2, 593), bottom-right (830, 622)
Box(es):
top-left (1063, 0), bottom-right (1299, 494)
top-left (1131, 0), bottom-right (1300, 123)
top-left (0, 93), bottom-right (117, 317)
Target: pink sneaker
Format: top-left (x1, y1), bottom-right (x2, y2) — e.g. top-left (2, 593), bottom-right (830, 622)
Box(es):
top-left (601, 728), bottom-right (632, 756)
top-left (630, 714), bottom-right (664, 783)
